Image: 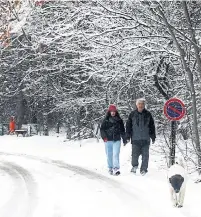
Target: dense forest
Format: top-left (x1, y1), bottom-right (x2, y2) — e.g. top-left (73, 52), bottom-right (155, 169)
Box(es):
top-left (1, 1), bottom-right (201, 173)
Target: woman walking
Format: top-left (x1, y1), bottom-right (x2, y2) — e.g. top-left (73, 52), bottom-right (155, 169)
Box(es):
top-left (100, 104), bottom-right (126, 175)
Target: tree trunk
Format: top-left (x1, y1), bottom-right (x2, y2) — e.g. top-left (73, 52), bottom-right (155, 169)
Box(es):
top-left (182, 1), bottom-right (201, 79)
top-left (43, 113), bottom-right (49, 136)
top-left (16, 90), bottom-right (26, 129)
top-left (56, 121), bottom-right (60, 134)
top-left (77, 111), bottom-right (81, 146)
top-left (66, 120), bottom-right (71, 140)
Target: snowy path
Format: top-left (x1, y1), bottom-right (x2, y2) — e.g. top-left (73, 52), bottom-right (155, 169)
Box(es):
top-left (0, 152), bottom-right (153, 217)
top-left (0, 136), bottom-right (200, 217)
top-left (0, 161), bottom-right (37, 217)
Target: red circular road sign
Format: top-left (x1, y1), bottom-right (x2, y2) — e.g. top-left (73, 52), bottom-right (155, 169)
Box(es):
top-left (164, 98), bottom-right (186, 121)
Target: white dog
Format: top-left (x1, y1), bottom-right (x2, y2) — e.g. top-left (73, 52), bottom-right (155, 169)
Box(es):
top-left (167, 157), bottom-right (187, 208)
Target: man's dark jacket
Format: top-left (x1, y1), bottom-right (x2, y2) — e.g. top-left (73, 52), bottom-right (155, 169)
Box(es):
top-left (126, 109), bottom-right (156, 144)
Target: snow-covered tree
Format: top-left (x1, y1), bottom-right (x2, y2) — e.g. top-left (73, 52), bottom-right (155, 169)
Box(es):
top-left (1, 1), bottom-right (201, 175)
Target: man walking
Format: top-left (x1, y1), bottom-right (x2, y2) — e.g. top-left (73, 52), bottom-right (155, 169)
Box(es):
top-left (125, 98), bottom-right (156, 175)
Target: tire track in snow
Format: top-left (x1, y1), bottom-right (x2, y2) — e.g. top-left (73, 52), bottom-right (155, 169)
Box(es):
top-left (0, 152), bottom-right (139, 202)
top-left (0, 152), bottom-right (190, 217)
top-left (0, 152), bottom-right (154, 217)
top-left (0, 161), bottom-right (37, 217)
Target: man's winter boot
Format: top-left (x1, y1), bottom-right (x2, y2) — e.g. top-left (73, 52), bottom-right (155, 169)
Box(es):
top-left (131, 167), bottom-right (137, 174)
top-left (140, 171), bottom-right (147, 176)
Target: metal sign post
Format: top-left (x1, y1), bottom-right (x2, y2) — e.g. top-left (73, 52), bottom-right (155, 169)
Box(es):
top-left (164, 98), bottom-right (186, 166)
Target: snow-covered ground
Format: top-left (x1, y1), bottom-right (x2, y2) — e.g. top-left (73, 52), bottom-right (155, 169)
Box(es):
top-left (0, 135), bottom-right (200, 217)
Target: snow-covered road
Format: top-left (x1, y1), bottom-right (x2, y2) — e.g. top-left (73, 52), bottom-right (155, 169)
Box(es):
top-left (0, 152), bottom-right (151, 217)
top-left (0, 160), bottom-right (37, 217)
top-left (0, 136), bottom-right (200, 217)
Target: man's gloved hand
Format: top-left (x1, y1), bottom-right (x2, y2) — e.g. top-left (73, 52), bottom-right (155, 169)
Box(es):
top-left (152, 138), bottom-right (155, 144)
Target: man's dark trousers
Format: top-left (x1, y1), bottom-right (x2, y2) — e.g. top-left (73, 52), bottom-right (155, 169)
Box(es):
top-left (132, 140), bottom-right (150, 173)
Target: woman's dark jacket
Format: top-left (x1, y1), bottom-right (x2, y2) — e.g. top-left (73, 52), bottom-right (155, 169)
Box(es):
top-left (100, 113), bottom-right (126, 143)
